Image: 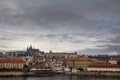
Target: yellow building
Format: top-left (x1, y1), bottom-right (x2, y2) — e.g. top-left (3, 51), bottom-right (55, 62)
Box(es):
top-left (66, 60), bottom-right (74, 68)
top-left (65, 57), bottom-right (92, 71)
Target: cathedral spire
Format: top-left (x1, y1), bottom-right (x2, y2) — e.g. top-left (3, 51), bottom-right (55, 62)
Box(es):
top-left (29, 44), bottom-right (32, 50)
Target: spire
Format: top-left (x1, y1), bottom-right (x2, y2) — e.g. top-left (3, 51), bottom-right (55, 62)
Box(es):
top-left (49, 50), bottom-right (52, 53)
top-left (30, 44), bottom-right (32, 50)
top-left (27, 46), bottom-right (28, 51)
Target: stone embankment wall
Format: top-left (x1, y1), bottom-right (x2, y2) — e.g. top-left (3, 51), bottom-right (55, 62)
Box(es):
top-left (65, 72), bottom-right (120, 77)
top-left (0, 72), bottom-right (33, 76)
top-left (0, 71), bottom-right (120, 77)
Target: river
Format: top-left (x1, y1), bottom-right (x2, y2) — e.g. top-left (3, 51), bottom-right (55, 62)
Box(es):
top-left (0, 74), bottom-right (119, 80)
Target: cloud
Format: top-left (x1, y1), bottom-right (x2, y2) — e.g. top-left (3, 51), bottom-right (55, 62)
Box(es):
top-left (78, 48), bottom-right (119, 55)
top-left (0, 0), bottom-right (120, 31)
top-left (97, 44), bottom-right (120, 55)
top-left (110, 35), bottom-right (120, 44)
top-left (0, 0), bottom-right (120, 54)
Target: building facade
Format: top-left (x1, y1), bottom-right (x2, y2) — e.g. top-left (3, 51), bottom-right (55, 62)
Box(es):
top-left (65, 57), bottom-right (92, 71)
top-left (45, 51), bottom-right (77, 58)
top-left (27, 46), bottom-right (44, 57)
top-left (0, 56), bottom-right (25, 70)
top-left (87, 62), bottom-right (120, 72)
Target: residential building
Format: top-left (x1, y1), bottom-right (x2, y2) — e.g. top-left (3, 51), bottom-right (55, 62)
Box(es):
top-left (0, 56), bottom-right (25, 70)
top-left (6, 51), bottom-right (25, 57)
top-left (109, 58), bottom-right (120, 64)
top-left (87, 61), bottom-right (120, 72)
top-left (53, 63), bottom-right (63, 71)
top-left (65, 56), bottom-right (92, 71)
top-left (44, 51), bottom-right (77, 58)
top-left (52, 58), bottom-right (64, 71)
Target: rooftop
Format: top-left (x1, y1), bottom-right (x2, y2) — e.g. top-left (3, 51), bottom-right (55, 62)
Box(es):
top-left (0, 57), bottom-right (25, 63)
top-left (89, 63), bottom-right (120, 68)
top-left (65, 56), bottom-right (91, 61)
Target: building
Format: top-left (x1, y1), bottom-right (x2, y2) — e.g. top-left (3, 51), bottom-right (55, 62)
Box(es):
top-left (44, 58), bottom-right (52, 67)
top-left (67, 52), bottom-right (78, 58)
top-left (26, 46), bottom-right (45, 64)
top-left (87, 62), bottom-right (120, 72)
top-left (27, 45), bottom-right (44, 57)
top-left (44, 51), bottom-right (77, 58)
top-left (109, 58), bottom-right (120, 64)
top-left (65, 56), bottom-right (92, 71)
top-left (6, 51), bottom-right (25, 57)
top-left (74, 57), bottom-right (92, 71)
top-left (109, 59), bottom-right (118, 64)
top-left (52, 58), bottom-right (64, 71)
top-left (0, 52), bottom-right (3, 55)
top-left (53, 63), bottom-right (63, 71)
top-left (0, 56), bottom-right (25, 70)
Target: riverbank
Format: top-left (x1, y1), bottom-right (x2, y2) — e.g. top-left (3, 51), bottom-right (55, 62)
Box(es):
top-left (65, 71), bottom-right (120, 77)
top-left (0, 74), bottom-right (120, 80)
top-left (0, 72), bottom-right (55, 77)
top-left (0, 71), bottom-right (120, 77)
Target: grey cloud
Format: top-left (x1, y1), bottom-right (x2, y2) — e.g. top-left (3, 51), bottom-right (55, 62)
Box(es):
top-left (106, 45), bottom-right (120, 53)
top-left (0, 0), bottom-right (120, 53)
top-left (36, 33), bottom-right (81, 43)
top-left (110, 35), bottom-right (120, 43)
top-left (90, 33), bottom-right (120, 55)
top-left (78, 48), bottom-right (109, 55)
top-left (101, 44), bottom-right (120, 54)
top-left (0, 37), bottom-right (15, 41)
top-left (38, 33), bottom-right (100, 44)
top-left (0, 45), bottom-right (9, 48)
top-left (78, 44), bottom-right (120, 55)
top-left (0, 0), bottom-right (120, 32)
top-left (0, 31), bottom-right (18, 40)
top-left (0, 30), bottom-right (35, 41)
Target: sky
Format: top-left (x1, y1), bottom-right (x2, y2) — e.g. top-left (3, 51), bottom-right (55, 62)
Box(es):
top-left (0, 0), bottom-right (120, 55)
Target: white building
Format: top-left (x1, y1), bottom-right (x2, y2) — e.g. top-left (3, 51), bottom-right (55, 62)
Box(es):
top-left (64, 66), bottom-right (70, 72)
top-left (109, 59), bottom-right (118, 64)
top-left (87, 63), bottom-right (120, 72)
top-left (53, 63), bottom-right (63, 71)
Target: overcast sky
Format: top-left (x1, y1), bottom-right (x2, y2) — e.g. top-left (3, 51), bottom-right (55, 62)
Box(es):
top-left (0, 0), bottom-right (120, 55)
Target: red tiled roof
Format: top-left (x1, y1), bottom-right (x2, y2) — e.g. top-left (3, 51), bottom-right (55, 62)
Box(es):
top-left (65, 57), bottom-right (91, 61)
top-left (77, 57), bottom-right (90, 61)
top-left (65, 58), bottom-right (76, 61)
top-left (0, 57), bottom-right (25, 63)
top-left (89, 63), bottom-right (120, 68)
top-left (45, 52), bottom-right (66, 54)
top-left (44, 58), bottom-right (52, 62)
top-left (92, 60), bottom-right (106, 64)
top-left (45, 52), bottom-right (77, 55)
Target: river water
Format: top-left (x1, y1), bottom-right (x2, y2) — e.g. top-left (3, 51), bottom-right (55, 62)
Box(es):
top-left (0, 74), bottom-right (119, 80)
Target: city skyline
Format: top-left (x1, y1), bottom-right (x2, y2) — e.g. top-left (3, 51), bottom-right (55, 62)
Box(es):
top-left (0, 0), bottom-right (120, 55)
